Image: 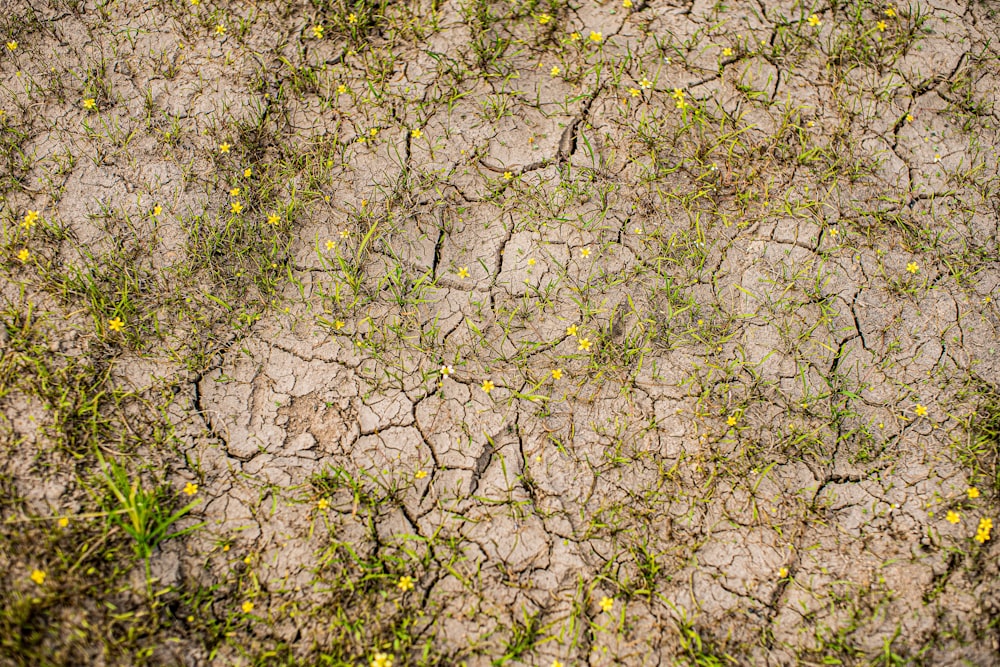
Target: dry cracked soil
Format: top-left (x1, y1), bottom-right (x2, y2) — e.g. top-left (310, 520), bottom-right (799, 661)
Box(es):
top-left (1, 0), bottom-right (999, 665)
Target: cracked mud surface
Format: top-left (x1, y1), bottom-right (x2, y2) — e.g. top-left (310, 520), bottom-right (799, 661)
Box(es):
top-left (1, 0), bottom-right (999, 665)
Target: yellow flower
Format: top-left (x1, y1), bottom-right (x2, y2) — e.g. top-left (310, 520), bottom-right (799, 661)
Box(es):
top-left (968, 487), bottom-right (980, 499)
top-left (108, 317), bottom-right (125, 333)
top-left (317, 498), bottom-right (329, 510)
top-left (22, 210), bottom-right (39, 229)
top-left (242, 601), bottom-right (254, 613)
top-left (550, 65), bottom-right (560, 76)
top-left (30, 569), bottom-right (46, 585)
top-left (946, 510), bottom-right (960, 524)
top-left (974, 517), bottom-right (992, 543)
top-left (6, 41), bottom-right (16, 51)
top-left (599, 596), bottom-right (614, 612)
top-left (527, 258), bottom-right (536, 266)
top-left (152, 205), bottom-right (162, 217)
top-left (230, 201), bottom-right (243, 214)
top-left (411, 128), bottom-right (423, 139)
top-left (339, 229), bottom-right (350, 239)
top-left (58, 517), bottom-right (69, 527)
top-left (877, 20), bottom-right (887, 31)
top-left (552, 661), bottom-right (564, 667)
top-left (914, 404), bottom-right (928, 417)
top-left (457, 267), bottom-right (469, 279)
top-left (722, 47), bottom-right (733, 56)
top-left (415, 470), bottom-right (428, 479)
top-left (580, 247), bottom-right (591, 258)
top-left (906, 261), bottom-right (918, 274)
top-left (183, 482), bottom-right (198, 496)
top-left (726, 415), bottom-right (738, 426)
top-left (537, 13), bottom-right (551, 24)
top-left (82, 98), bottom-right (97, 110)
top-left (639, 77), bottom-right (652, 89)
top-left (566, 324), bottom-right (578, 336)
top-left (628, 87), bottom-right (640, 97)
top-left (569, 31), bottom-right (581, 40)
top-left (348, 13), bottom-right (358, 24)
top-left (369, 127), bottom-right (378, 137)
top-left (190, 0), bottom-right (198, 5)
top-left (829, 227), bottom-right (838, 236)
top-left (577, 337), bottom-right (591, 351)
top-left (397, 575), bottom-right (415, 591)
top-left (312, 24), bottom-right (324, 39)
top-left (17, 248), bottom-right (30, 262)
top-left (807, 14), bottom-right (820, 26)
top-left (551, 369), bottom-right (562, 380)
top-left (219, 142), bottom-right (230, 153)
top-left (778, 567), bottom-right (788, 578)
top-left (337, 84), bottom-right (348, 94)
top-left (370, 654), bottom-right (393, 667)
top-left (905, 113), bottom-right (914, 122)
top-left (671, 88), bottom-right (685, 101)
top-left (481, 380), bottom-right (495, 394)
top-left (622, 0), bottom-right (632, 7)
top-left (230, 188), bottom-right (241, 197)
top-left (589, 31), bottom-right (602, 43)
top-left (334, 320), bottom-right (345, 330)
top-left (244, 167), bottom-right (252, 178)
top-left (214, 24), bottom-right (226, 35)
top-left (503, 171), bottom-right (513, 180)
top-left (325, 240), bottom-right (335, 250)
top-left (885, 7), bottom-right (896, 17)
top-left (267, 213), bottom-right (280, 225)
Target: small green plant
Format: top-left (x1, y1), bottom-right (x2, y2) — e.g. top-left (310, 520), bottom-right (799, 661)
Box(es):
top-left (95, 451), bottom-right (203, 563)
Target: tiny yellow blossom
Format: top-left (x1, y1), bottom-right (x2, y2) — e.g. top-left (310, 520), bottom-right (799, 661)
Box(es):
top-left (214, 24), bottom-right (226, 35)
top-left (639, 77), bottom-right (652, 89)
top-left (348, 13), bottom-right (358, 24)
top-left (552, 661), bottom-right (564, 667)
top-left (906, 261), bottom-right (919, 274)
top-left (244, 167), bottom-right (252, 178)
top-left (334, 320), bottom-right (345, 330)
top-left (905, 113), bottom-right (914, 122)
top-left (537, 13), bottom-right (551, 24)
top-left (885, 7), bottom-right (896, 17)
top-left (6, 41), bottom-right (16, 51)
top-left (566, 324), bottom-right (578, 336)
top-left (415, 470), bottom-right (428, 479)
top-left (58, 517), bottom-right (69, 527)
top-left (481, 380), bottom-right (495, 394)
top-left (589, 31), bottom-right (602, 43)
top-left (267, 213), bottom-right (280, 225)
top-left (230, 201), bottom-right (243, 214)
top-left (727, 415), bottom-right (738, 426)
top-left (778, 567), bottom-right (789, 578)
top-left (551, 65), bottom-right (560, 76)
top-left (577, 337), bottom-right (591, 351)
top-left (312, 24), bottom-right (324, 39)
top-left (914, 404), bottom-right (928, 417)
top-left (877, 20), bottom-right (887, 31)
top-left (622, 0), bottom-right (632, 6)
top-left (317, 498), bottom-right (329, 510)
top-left (17, 248), bottom-right (30, 262)
top-left (219, 142), bottom-right (230, 153)
top-left (229, 188), bottom-right (240, 197)
top-left (569, 31), bottom-right (581, 40)
top-left (975, 517), bottom-right (992, 543)
top-left (580, 247), bottom-right (591, 258)
top-left (242, 601), bottom-right (254, 613)
top-left (722, 47), bottom-right (733, 56)
top-left (22, 210), bottom-right (39, 229)
top-left (968, 487), bottom-right (980, 499)
top-left (503, 171), bottom-right (513, 180)
top-left (339, 229), bottom-right (350, 239)
top-left (183, 482), bottom-right (198, 496)
top-left (552, 369), bottom-right (563, 380)
top-left (527, 258), bottom-right (536, 266)
top-left (411, 128), bottom-right (423, 139)
top-left (325, 240), bottom-right (335, 251)
top-left (807, 14), bottom-right (820, 26)
top-left (946, 510), bottom-right (960, 524)
top-left (30, 569), bottom-right (46, 585)
top-left (457, 267), bottom-right (469, 279)
top-left (370, 654), bottom-right (393, 667)
top-left (628, 87), bottom-right (640, 97)
top-left (599, 596), bottom-right (614, 612)
top-left (397, 575), bottom-right (415, 591)
top-left (152, 205), bottom-right (162, 217)
top-left (108, 317), bottom-right (125, 333)
top-left (82, 98), bottom-right (97, 110)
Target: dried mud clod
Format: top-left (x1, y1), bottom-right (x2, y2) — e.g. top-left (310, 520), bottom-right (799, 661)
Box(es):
top-left (0, 0), bottom-right (999, 665)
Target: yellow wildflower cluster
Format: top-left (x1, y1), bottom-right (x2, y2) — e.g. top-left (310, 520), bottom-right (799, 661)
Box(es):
top-left (975, 517), bottom-right (992, 543)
